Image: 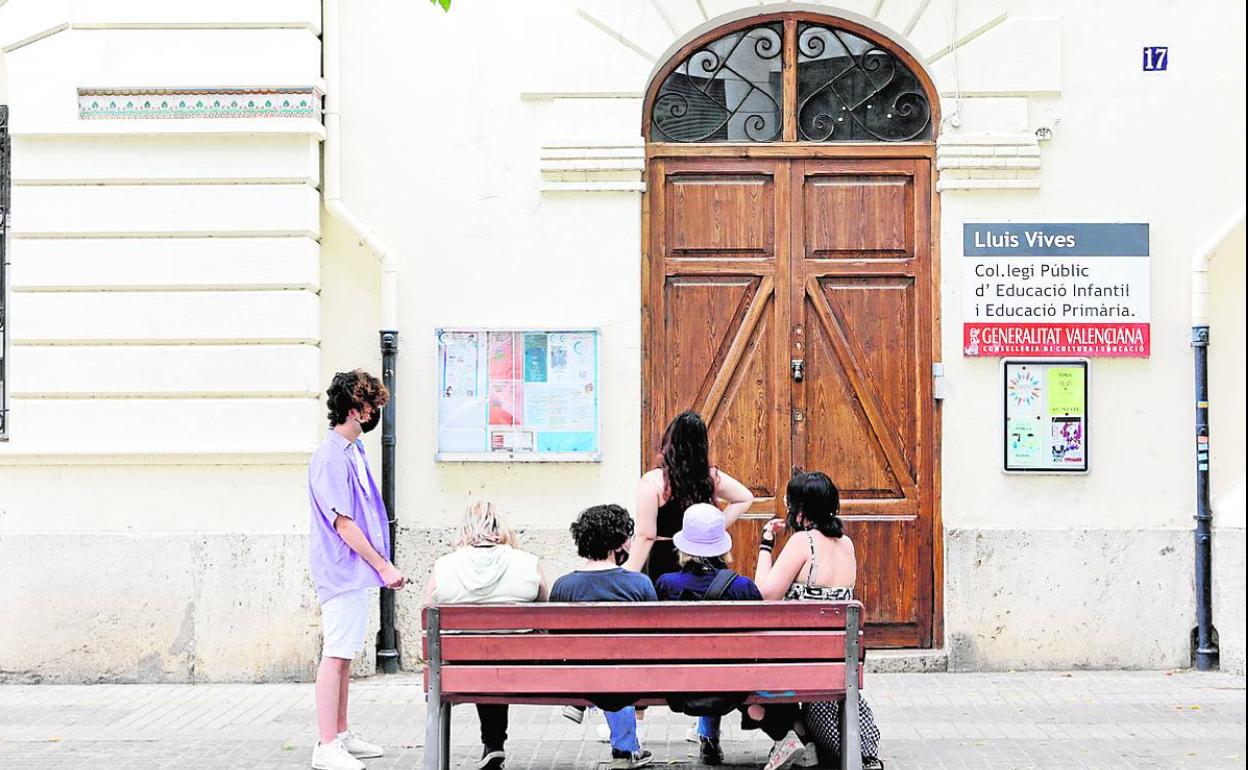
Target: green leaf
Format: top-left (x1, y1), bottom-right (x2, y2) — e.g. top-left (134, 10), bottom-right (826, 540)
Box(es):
top-left (430, 0), bottom-right (451, 10)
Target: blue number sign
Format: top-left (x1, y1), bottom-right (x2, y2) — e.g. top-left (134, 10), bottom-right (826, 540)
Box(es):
top-left (1142, 46), bottom-right (1168, 72)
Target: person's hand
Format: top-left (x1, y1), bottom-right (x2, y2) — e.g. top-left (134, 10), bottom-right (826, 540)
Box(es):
top-left (762, 517), bottom-right (786, 544)
top-left (379, 562), bottom-right (406, 590)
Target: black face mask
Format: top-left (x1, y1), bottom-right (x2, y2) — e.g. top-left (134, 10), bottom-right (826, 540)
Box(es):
top-left (359, 409), bottom-right (381, 434)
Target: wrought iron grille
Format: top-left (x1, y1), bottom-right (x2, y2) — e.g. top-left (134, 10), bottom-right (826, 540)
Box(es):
top-left (1, 105), bottom-right (9, 437)
top-left (796, 23), bottom-right (932, 142)
top-left (648, 18), bottom-right (932, 143)
top-left (650, 23), bottom-right (784, 143)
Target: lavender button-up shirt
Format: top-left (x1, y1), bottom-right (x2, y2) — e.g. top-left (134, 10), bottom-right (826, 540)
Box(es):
top-left (308, 430), bottom-right (390, 604)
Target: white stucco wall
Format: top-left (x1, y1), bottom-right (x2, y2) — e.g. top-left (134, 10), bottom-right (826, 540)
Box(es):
top-left (0, 0), bottom-right (1243, 679)
top-left (330, 0), bottom-right (1246, 670)
top-left (0, 0), bottom-right (333, 681)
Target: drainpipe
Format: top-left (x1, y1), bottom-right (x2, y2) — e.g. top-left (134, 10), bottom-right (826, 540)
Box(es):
top-left (322, 0), bottom-right (403, 673)
top-left (1190, 205), bottom-right (1244, 672)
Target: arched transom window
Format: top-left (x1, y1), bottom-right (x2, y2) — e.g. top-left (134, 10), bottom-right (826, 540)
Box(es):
top-left (647, 15), bottom-right (934, 143)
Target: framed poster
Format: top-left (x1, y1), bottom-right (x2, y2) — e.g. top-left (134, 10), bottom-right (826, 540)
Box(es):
top-left (436, 328), bottom-right (601, 462)
top-left (1002, 359), bottom-right (1089, 473)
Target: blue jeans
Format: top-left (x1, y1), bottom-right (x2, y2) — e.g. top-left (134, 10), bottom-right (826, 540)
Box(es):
top-left (697, 716), bottom-right (720, 740)
top-left (602, 707), bottom-right (640, 753)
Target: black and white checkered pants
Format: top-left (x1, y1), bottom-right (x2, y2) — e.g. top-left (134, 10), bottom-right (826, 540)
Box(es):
top-left (802, 697), bottom-right (882, 759)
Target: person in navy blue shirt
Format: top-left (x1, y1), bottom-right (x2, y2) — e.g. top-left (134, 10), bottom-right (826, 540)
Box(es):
top-left (655, 503), bottom-right (762, 602)
top-left (655, 503), bottom-right (762, 765)
top-left (551, 504), bottom-right (656, 769)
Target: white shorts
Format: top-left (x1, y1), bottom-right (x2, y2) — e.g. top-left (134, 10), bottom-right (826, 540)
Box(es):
top-left (321, 587), bottom-right (373, 660)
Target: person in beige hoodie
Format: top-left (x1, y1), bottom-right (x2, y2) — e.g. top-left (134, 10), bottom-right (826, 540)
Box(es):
top-left (424, 501), bottom-right (549, 770)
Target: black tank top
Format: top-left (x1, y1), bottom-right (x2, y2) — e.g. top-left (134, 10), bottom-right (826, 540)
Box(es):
top-left (643, 470), bottom-right (716, 583)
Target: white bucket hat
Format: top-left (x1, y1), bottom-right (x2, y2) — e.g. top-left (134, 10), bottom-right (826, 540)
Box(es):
top-left (672, 503), bottom-right (732, 558)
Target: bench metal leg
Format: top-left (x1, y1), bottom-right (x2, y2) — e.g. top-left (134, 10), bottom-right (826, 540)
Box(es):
top-left (842, 604), bottom-right (862, 770)
top-left (424, 608), bottom-right (444, 770)
top-left (423, 705), bottom-right (440, 770)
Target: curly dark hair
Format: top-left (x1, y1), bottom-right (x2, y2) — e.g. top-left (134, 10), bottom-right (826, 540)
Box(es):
top-left (326, 369), bottom-right (390, 427)
top-left (785, 470), bottom-right (844, 539)
top-left (569, 504), bottom-right (635, 560)
top-left (658, 411), bottom-right (715, 514)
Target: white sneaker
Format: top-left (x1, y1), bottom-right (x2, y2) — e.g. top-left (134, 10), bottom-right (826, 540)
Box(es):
top-left (762, 732), bottom-right (806, 770)
top-left (793, 741), bottom-right (820, 768)
top-left (685, 726), bottom-right (700, 743)
top-left (339, 730), bottom-right (384, 759)
top-left (311, 739), bottom-right (366, 770)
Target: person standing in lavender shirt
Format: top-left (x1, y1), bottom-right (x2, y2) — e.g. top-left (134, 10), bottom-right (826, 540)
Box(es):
top-left (308, 370), bottom-right (405, 770)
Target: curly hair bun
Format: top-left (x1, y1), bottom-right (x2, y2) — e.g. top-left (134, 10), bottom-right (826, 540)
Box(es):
top-left (569, 504), bottom-right (634, 560)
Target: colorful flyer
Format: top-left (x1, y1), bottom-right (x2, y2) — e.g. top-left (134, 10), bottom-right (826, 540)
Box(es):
top-left (1006, 416), bottom-right (1044, 465)
top-left (1046, 366), bottom-right (1085, 415)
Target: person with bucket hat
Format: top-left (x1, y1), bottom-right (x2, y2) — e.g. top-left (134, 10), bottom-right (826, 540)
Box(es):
top-left (655, 503), bottom-right (763, 766)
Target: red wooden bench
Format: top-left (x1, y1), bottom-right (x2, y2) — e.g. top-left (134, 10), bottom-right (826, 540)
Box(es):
top-left (422, 600), bottom-right (865, 770)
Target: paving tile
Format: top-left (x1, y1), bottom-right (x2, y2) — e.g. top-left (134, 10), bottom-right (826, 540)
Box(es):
top-left (0, 671), bottom-right (1242, 769)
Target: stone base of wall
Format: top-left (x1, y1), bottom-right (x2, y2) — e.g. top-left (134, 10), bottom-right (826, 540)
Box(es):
top-left (943, 528), bottom-right (1196, 671)
top-left (2, 525), bottom-right (1242, 682)
top-left (0, 533), bottom-right (374, 684)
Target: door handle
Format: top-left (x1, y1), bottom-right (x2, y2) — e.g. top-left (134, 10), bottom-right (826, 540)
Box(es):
top-left (791, 358), bottom-right (805, 382)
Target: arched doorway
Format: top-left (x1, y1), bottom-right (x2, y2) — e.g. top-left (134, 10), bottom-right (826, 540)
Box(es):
top-left (641, 10), bottom-right (941, 647)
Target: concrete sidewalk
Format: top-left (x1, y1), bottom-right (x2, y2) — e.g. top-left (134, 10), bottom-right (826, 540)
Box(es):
top-left (0, 671), bottom-right (1243, 769)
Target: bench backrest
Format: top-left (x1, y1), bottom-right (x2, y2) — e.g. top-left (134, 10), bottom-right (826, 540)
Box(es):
top-left (423, 601), bottom-right (863, 699)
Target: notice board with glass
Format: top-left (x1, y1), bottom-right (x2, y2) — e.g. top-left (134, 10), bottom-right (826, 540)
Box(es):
top-left (1002, 359), bottom-right (1089, 473)
top-left (436, 329), bottom-right (601, 462)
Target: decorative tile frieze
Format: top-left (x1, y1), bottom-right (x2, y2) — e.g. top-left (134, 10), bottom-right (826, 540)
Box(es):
top-left (936, 133), bottom-right (1042, 191)
top-left (78, 87), bottom-right (322, 120)
top-left (540, 145), bottom-right (645, 193)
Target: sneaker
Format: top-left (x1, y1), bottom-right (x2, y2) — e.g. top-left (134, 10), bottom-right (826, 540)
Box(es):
top-left (684, 726), bottom-right (700, 743)
top-left (476, 747), bottom-right (505, 769)
top-left (610, 749), bottom-right (654, 769)
top-left (562, 705), bottom-right (587, 724)
top-left (793, 741), bottom-right (819, 768)
top-left (863, 758), bottom-right (885, 770)
top-left (338, 730), bottom-right (384, 759)
top-left (698, 735), bottom-right (723, 765)
top-left (762, 732), bottom-right (805, 770)
top-left (311, 739), bottom-right (365, 770)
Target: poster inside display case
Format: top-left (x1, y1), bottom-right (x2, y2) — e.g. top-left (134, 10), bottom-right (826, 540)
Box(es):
top-left (436, 329), bottom-right (601, 462)
top-left (1003, 359), bottom-right (1089, 473)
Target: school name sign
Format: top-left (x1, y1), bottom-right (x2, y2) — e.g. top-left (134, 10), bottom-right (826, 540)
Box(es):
top-left (962, 223), bottom-right (1150, 357)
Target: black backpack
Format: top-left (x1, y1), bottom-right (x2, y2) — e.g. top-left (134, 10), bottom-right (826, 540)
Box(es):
top-left (666, 569), bottom-right (752, 717)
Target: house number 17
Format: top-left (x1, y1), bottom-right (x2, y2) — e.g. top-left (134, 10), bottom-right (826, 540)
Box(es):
top-left (1142, 46), bottom-right (1169, 72)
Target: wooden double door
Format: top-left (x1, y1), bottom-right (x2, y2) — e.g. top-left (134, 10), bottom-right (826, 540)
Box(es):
top-left (643, 153), bottom-right (938, 647)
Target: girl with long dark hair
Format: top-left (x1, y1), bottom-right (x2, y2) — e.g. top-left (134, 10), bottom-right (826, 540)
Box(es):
top-left (751, 471), bottom-right (884, 770)
top-left (623, 411), bottom-right (754, 583)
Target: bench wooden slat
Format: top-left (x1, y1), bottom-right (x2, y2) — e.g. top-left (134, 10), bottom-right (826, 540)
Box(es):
top-left (440, 662), bottom-right (848, 694)
top-left (436, 630), bottom-right (853, 662)
top-left (427, 601), bottom-right (854, 631)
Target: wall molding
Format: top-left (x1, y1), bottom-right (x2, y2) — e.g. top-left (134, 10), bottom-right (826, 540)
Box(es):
top-left (540, 144), bottom-right (644, 193)
top-left (936, 132), bottom-right (1042, 191)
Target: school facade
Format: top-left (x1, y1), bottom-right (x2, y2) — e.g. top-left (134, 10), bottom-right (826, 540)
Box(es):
top-left (0, 0), bottom-right (1243, 681)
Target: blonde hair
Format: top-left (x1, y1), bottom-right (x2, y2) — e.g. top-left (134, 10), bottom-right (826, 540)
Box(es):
top-left (677, 551), bottom-right (732, 568)
top-left (456, 500), bottom-right (518, 548)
